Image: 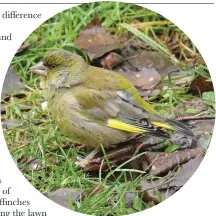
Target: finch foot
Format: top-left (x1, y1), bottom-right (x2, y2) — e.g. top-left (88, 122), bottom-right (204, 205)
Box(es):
top-left (76, 148), bottom-right (99, 168)
top-left (75, 156), bottom-right (92, 168)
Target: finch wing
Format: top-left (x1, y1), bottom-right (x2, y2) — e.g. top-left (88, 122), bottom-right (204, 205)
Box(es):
top-left (82, 66), bottom-right (194, 137)
top-left (73, 88), bottom-right (170, 138)
top-left (116, 89), bottom-right (194, 137)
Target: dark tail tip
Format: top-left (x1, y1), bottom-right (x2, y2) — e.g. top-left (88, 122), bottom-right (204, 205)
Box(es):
top-left (166, 118), bottom-right (195, 137)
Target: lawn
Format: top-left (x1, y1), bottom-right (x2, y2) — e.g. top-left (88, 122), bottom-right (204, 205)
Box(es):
top-left (1, 2), bottom-right (214, 215)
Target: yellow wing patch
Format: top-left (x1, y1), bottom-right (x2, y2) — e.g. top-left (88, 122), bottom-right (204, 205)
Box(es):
top-left (151, 121), bottom-right (174, 130)
top-left (77, 112), bottom-right (145, 133)
top-left (107, 119), bottom-right (145, 133)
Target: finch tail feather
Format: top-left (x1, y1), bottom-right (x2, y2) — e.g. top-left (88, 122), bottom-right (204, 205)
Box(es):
top-left (165, 118), bottom-right (194, 137)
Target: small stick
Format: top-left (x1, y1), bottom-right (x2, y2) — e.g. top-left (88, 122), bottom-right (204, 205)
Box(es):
top-left (111, 52), bottom-right (142, 69)
top-left (176, 115), bottom-right (215, 121)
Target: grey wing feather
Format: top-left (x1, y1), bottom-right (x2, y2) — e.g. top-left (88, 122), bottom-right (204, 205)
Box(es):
top-left (82, 90), bottom-right (169, 138)
top-left (85, 91), bottom-right (149, 121)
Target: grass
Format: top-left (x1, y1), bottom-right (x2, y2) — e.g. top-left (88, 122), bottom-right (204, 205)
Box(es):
top-left (1, 2), bottom-right (211, 215)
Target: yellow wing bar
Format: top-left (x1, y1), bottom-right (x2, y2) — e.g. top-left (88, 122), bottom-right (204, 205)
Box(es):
top-left (107, 119), bottom-right (145, 133)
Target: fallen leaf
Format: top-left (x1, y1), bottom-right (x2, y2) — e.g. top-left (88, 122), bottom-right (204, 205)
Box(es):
top-left (77, 135), bottom-right (200, 175)
top-left (140, 154), bottom-right (203, 202)
top-left (49, 188), bottom-right (83, 208)
top-left (141, 172), bottom-right (174, 192)
top-left (1, 67), bottom-right (25, 98)
top-left (119, 67), bottom-right (161, 90)
top-left (119, 41), bottom-right (179, 77)
top-left (28, 158), bottom-right (42, 171)
top-left (74, 13), bottom-right (120, 60)
top-left (141, 147), bottom-right (205, 176)
top-left (190, 74), bottom-right (213, 95)
top-left (174, 98), bottom-right (209, 117)
top-left (188, 119), bottom-right (214, 149)
top-left (100, 52), bottom-right (123, 69)
top-left (124, 192), bottom-right (137, 207)
top-left (162, 70), bottom-right (195, 87)
top-left (111, 41), bottom-right (179, 98)
top-left (1, 119), bottom-right (23, 129)
top-left (188, 119), bottom-right (215, 134)
top-left (80, 136), bottom-right (166, 172)
top-left (169, 154), bottom-right (204, 187)
top-left (141, 172), bottom-right (175, 203)
top-left (195, 134), bottom-right (212, 149)
top-left (141, 183), bottom-right (176, 204)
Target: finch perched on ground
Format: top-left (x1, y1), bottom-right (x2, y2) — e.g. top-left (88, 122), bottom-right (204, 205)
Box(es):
top-left (30, 50), bottom-right (194, 151)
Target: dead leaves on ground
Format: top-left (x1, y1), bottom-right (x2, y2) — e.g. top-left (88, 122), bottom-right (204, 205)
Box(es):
top-left (141, 147), bottom-right (204, 176)
top-left (74, 13), bottom-right (120, 60)
top-left (80, 142), bottom-right (205, 175)
top-left (75, 14), bottom-right (213, 101)
top-left (141, 154), bottom-right (204, 203)
top-left (46, 149), bottom-right (205, 208)
top-left (190, 72), bottom-right (214, 95)
top-left (48, 188), bottom-right (82, 208)
top-left (1, 67), bottom-right (25, 99)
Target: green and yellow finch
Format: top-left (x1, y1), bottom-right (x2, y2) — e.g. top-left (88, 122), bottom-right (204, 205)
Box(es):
top-left (30, 50), bottom-right (194, 151)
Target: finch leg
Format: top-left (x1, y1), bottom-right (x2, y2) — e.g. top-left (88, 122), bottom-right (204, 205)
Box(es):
top-left (76, 148), bottom-right (99, 168)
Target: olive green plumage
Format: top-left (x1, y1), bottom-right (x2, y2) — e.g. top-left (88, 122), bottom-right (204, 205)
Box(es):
top-left (30, 50), bottom-right (193, 149)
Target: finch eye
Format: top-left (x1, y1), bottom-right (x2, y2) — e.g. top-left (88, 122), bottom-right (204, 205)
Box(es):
top-left (50, 64), bottom-right (56, 69)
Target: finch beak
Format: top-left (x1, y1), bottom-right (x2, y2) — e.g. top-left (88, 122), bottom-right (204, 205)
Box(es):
top-left (29, 62), bottom-right (48, 75)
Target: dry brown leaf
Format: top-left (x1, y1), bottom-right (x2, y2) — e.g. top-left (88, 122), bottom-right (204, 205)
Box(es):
top-left (140, 154), bottom-right (203, 202)
top-left (119, 67), bottom-right (161, 90)
top-left (174, 98), bottom-right (209, 117)
top-left (2, 67), bottom-right (25, 98)
top-left (74, 13), bottom-right (120, 60)
top-left (100, 52), bottom-right (123, 69)
top-left (109, 41), bottom-right (179, 98)
top-left (119, 43), bottom-right (179, 77)
top-left (141, 172), bottom-right (175, 203)
top-left (141, 147), bottom-right (205, 176)
top-left (190, 74), bottom-right (213, 95)
top-left (189, 119), bottom-right (215, 134)
top-left (79, 137), bottom-right (165, 172)
top-left (169, 154), bottom-right (204, 187)
top-left (49, 188), bottom-right (83, 208)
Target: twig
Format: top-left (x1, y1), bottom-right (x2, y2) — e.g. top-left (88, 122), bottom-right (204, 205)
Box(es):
top-left (111, 52), bottom-right (142, 69)
top-left (176, 115), bottom-right (215, 121)
top-left (140, 174), bottom-right (177, 192)
top-left (131, 20), bottom-right (172, 30)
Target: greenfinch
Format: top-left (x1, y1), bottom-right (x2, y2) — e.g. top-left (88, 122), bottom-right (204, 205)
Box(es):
top-left (30, 50), bottom-right (194, 149)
